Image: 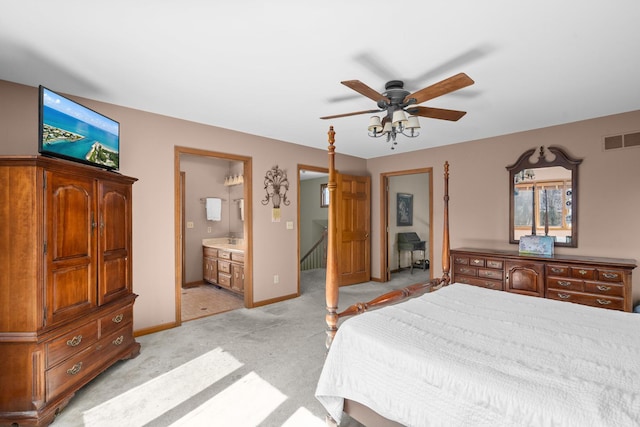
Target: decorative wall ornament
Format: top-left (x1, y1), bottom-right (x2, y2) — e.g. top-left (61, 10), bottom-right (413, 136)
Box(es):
top-left (261, 165), bottom-right (290, 208)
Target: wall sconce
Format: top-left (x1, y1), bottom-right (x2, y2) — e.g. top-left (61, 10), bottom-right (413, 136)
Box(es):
top-left (261, 165), bottom-right (290, 208)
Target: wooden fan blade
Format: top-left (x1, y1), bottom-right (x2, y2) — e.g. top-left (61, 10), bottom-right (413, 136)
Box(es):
top-left (341, 80), bottom-right (389, 103)
top-left (320, 109), bottom-right (381, 120)
top-left (406, 73), bottom-right (474, 105)
top-left (410, 106), bottom-right (467, 121)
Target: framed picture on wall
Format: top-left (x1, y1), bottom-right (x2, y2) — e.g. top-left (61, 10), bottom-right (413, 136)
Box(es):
top-left (397, 193), bottom-right (413, 226)
top-left (321, 183), bottom-right (329, 208)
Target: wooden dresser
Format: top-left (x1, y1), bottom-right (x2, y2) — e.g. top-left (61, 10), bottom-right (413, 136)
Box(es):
top-left (451, 248), bottom-right (636, 312)
top-left (0, 156), bottom-right (140, 426)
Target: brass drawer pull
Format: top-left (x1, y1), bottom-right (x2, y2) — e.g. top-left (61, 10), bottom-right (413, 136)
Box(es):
top-left (455, 258), bottom-right (465, 264)
top-left (67, 362), bottom-right (83, 375)
top-left (602, 272), bottom-right (618, 280)
top-left (551, 267), bottom-right (563, 273)
top-left (471, 259), bottom-right (482, 265)
top-left (558, 281), bottom-right (571, 287)
top-left (112, 335), bottom-right (124, 345)
top-left (486, 282), bottom-right (496, 288)
top-left (596, 285), bottom-right (611, 291)
top-left (596, 299), bottom-right (612, 305)
top-left (578, 269), bottom-right (588, 275)
top-left (112, 314), bottom-right (124, 324)
top-left (66, 335), bottom-right (83, 347)
top-left (460, 268), bottom-right (474, 274)
top-left (557, 293), bottom-right (571, 299)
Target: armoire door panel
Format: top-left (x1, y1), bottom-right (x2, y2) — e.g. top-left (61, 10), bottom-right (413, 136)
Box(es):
top-left (46, 172), bottom-right (97, 326)
top-left (97, 181), bottom-right (132, 305)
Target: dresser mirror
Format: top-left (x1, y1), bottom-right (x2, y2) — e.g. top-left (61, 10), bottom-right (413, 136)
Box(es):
top-left (507, 146), bottom-right (582, 248)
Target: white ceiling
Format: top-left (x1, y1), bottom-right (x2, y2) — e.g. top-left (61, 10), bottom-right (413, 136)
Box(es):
top-left (2, 1), bottom-right (640, 159)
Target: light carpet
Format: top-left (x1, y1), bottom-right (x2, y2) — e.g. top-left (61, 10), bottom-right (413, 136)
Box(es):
top-left (51, 268), bottom-right (431, 427)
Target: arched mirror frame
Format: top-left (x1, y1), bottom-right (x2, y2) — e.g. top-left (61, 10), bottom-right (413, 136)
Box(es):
top-left (507, 146), bottom-right (583, 248)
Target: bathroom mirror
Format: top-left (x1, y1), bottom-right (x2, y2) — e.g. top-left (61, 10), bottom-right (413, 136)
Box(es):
top-left (507, 146), bottom-right (582, 248)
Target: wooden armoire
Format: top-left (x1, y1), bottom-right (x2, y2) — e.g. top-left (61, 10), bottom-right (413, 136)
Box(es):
top-left (0, 156), bottom-right (140, 426)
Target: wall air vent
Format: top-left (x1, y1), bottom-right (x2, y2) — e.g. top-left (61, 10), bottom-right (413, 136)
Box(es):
top-left (603, 131), bottom-right (640, 151)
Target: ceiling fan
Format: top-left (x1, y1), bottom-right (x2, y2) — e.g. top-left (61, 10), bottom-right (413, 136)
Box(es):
top-left (320, 73), bottom-right (474, 148)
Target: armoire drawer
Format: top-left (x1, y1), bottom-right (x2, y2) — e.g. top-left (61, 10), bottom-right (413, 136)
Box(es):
top-left (100, 305), bottom-right (134, 337)
top-left (46, 321), bottom-right (99, 368)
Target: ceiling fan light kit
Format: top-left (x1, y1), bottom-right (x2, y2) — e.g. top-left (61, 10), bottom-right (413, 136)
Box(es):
top-left (322, 72), bottom-right (474, 150)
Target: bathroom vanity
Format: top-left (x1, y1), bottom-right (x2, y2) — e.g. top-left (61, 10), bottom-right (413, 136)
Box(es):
top-left (202, 238), bottom-right (245, 294)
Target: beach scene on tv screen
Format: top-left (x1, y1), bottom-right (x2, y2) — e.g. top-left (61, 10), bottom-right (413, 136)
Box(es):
top-left (41, 88), bottom-right (119, 169)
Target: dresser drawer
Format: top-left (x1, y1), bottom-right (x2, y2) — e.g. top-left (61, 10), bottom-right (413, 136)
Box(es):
top-left (468, 257), bottom-right (485, 267)
top-left (546, 290), bottom-right (624, 311)
top-left (546, 265), bottom-right (570, 277)
top-left (546, 277), bottom-right (584, 292)
top-left (46, 344), bottom-right (97, 401)
top-left (456, 276), bottom-right (503, 291)
top-left (100, 305), bottom-right (133, 338)
top-left (478, 268), bottom-right (503, 280)
top-left (454, 264), bottom-right (477, 277)
top-left (597, 269), bottom-right (625, 283)
top-left (453, 256), bottom-right (469, 266)
top-left (47, 321), bottom-right (99, 368)
top-left (486, 259), bottom-right (504, 269)
top-left (571, 267), bottom-right (596, 280)
top-left (584, 281), bottom-right (624, 297)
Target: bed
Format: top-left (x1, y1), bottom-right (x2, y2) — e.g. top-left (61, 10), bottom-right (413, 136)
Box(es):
top-left (315, 127), bottom-right (640, 427)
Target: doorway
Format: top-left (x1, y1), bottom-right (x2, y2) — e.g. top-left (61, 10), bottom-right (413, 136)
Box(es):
top-left (174, 146), bottom-right (253, 325)
top-left (297, 165), bottom-right (328, 294)
top-left (380, 168), bottom-right (432, 282)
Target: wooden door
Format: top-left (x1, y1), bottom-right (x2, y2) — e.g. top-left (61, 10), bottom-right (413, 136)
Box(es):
top-left (336, 173), bottom-right (371, 286)
top-left (97, 179), bottom-right (133, 305)
top-left (505, 261), bottom-right (545, 297)
top-left (45, 171), bottom-right (97, 325)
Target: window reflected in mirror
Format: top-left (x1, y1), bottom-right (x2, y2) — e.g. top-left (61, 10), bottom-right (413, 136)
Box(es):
top-left (507, 146), bottom-right (582, 248)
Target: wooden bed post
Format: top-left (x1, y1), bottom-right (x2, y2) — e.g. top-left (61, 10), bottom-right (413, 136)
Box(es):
top-left (325, 126), bottom-right (339, 349)
top-left (442, 161), bottom-right (451, 285)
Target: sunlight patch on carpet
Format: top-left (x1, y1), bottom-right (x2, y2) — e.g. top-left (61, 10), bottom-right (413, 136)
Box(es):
top-left (282, 407), bottom-right (326, 426)
top-left (82, 348), bottom-right (242, 426)
top-left (168, 371), bottom-right (287, 426)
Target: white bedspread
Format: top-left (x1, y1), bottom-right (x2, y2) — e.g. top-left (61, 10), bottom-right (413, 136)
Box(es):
top-left (315, 283), bottom-right (640, 426)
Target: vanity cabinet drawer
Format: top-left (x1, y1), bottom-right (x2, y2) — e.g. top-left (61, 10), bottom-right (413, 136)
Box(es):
top-left (232, 252), bottom-right (244, 262)
top-left (218, 250), bottom-right (232, 260)
top-left (218, 260), bottom-right (231, 274)
top-left (218, 273), bottom-right (232, 287)
top-left (203, 247), bottom-right (218, 258)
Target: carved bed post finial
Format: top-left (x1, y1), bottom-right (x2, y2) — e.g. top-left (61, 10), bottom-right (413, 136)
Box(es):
top-left (325, 126), bottom-right (339, 349)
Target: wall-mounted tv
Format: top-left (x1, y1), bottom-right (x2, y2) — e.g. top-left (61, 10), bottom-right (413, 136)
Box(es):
top-left (38, 86), bottom-right (120, 170)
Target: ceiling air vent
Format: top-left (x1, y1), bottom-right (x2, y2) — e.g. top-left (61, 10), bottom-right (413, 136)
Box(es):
top-left (603, 131), bottom-right (640, 151)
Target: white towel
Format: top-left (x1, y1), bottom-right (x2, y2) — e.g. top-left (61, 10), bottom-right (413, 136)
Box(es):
top-left (239, 199), bottom-right (244, 221)
top-left (206, 198), bottom-right (222, 221)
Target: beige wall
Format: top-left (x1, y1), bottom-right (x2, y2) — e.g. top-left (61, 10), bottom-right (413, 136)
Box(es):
top-left (366, 110), bottom-right (640, 305)
top-left (2, 79), bottom-right (639, 332)
top-left (0, 80), bottom-right (367, 331)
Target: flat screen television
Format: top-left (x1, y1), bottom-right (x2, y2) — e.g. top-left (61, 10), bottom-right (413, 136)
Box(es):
top-left (38, 85), bottom-right (120, 171)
